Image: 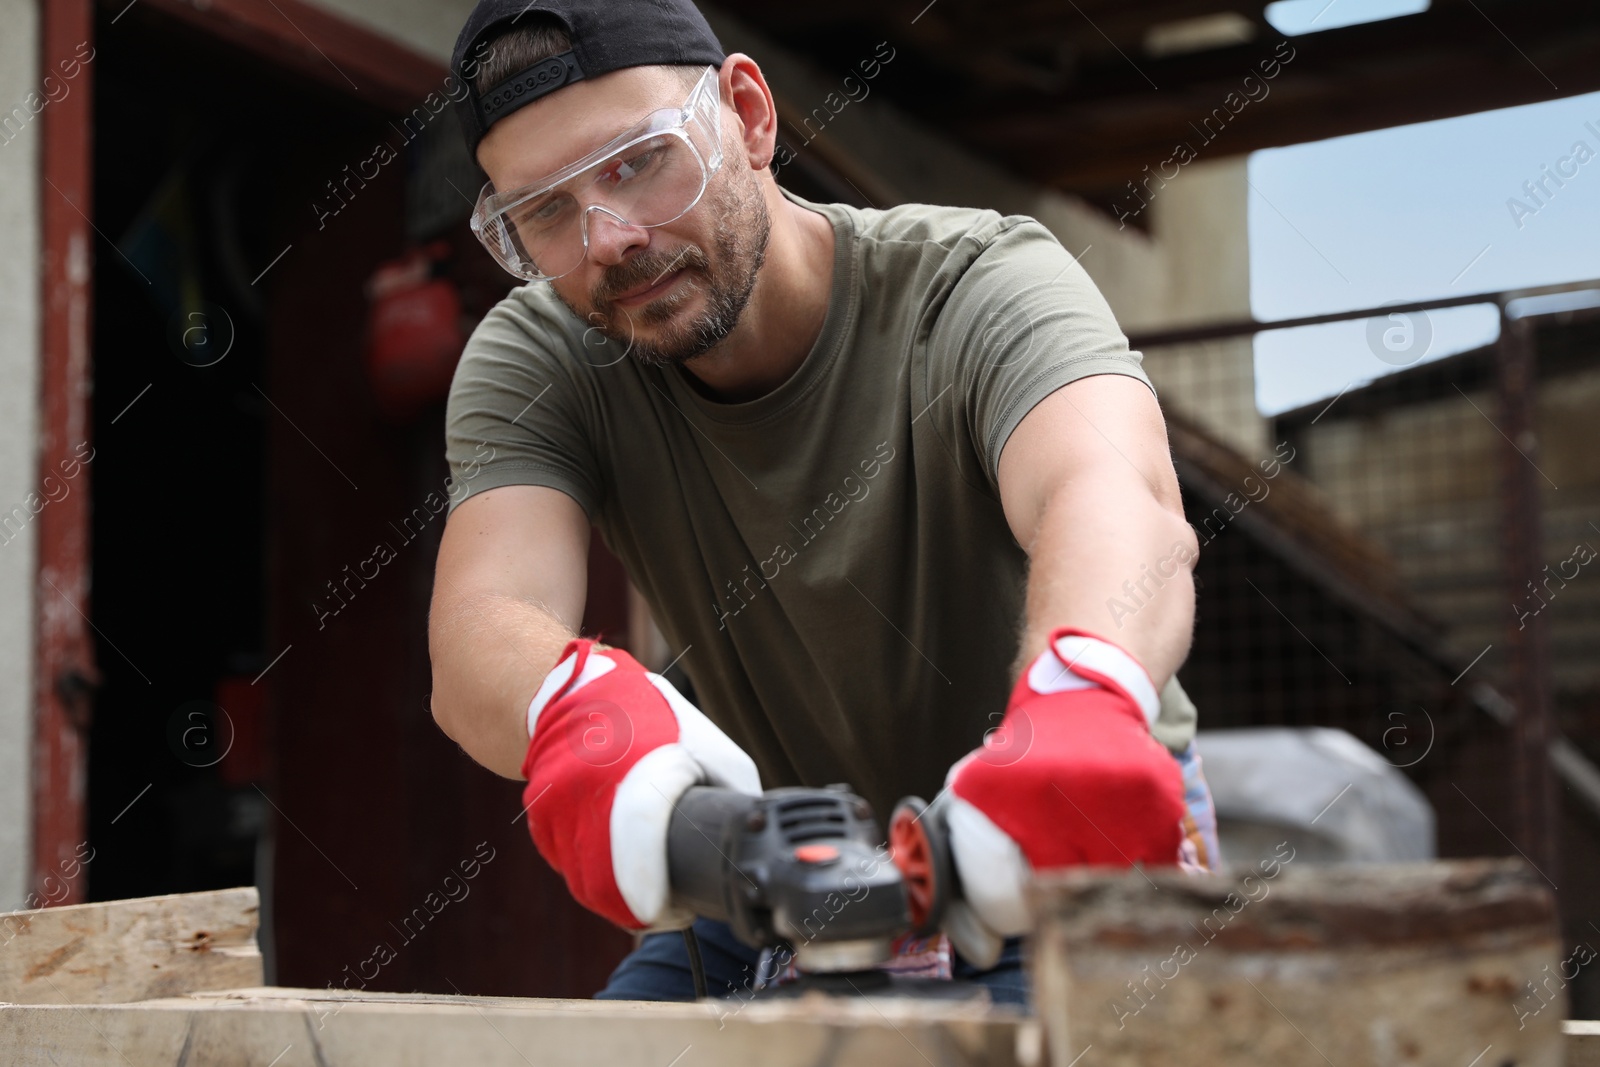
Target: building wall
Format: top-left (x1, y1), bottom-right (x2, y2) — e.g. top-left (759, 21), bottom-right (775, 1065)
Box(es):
top-left (0, 0), bottom-right (41, 911)
top-left (1301, 365), bottom-right (1600, 701)
top-left (303, 0), bottom-right (474, 64)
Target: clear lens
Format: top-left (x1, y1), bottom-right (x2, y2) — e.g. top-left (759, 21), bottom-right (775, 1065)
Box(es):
top-left (507, 133), bottom-right (707, 278)
top-left (682, 66), bottom-right (724, 175)
top-left (470, 66), bottom-right (724, 282)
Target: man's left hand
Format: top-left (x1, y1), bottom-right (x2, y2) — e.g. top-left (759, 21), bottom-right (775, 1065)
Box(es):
top-left (938, 627), bottom-right (1187, 965)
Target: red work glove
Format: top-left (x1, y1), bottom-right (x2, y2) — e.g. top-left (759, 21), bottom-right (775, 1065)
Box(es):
top-left (520, 640), bottom-right (760, 929)
top-left (940, 628), bottom-right (1186, 966)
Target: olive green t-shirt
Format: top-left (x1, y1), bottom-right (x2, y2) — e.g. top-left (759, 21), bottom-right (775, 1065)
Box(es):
top-left (444, 191), bottom-right (1198, 820)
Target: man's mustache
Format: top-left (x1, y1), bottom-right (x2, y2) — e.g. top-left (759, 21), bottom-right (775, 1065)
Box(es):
top-left (593, 244), bottom-right (710, 305)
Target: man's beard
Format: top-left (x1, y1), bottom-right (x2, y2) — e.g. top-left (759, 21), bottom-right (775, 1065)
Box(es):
top-left (562, 171), bottom-right (772, 368)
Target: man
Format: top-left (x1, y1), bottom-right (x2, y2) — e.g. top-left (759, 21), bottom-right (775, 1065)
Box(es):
top-left (430, 0), bottom-right (1218, 1006)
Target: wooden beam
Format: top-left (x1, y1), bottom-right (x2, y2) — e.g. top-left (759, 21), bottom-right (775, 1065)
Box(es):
top-left (0, 888), bottom-right (262, 1005)
top-left (1029, 859), bottom-right (1567, 1067)
top-left (712, 0), bottom-right (1262, 43)
top-left (1570, 1021), bottom-right (1600, 1067)
top-left (2, 989), bottom-right (1596, 1066)
top-left (0, 985), bottom-right (1025, 1065)
top-left (714, 0), bottom-right (1600, 196)
top-left (0, 884), bottom-right (1594, 1065)
top-left (961, 0), bottom-right (1600, 190)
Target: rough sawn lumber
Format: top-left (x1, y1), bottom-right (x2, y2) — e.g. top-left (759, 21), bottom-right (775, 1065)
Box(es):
top-left (0, 985), bottom-right (1026, 1066)
top-left (0, 887), bottom-right (262, 1005)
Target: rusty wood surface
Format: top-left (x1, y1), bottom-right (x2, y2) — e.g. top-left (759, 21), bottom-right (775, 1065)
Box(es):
top-left (1030, 859), bottom-right (1565, 1067)
top-left (1034, 858), bottom-right (1556, 950)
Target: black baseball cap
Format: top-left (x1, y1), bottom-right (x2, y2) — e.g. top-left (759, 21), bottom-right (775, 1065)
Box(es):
top-left (450, 0), bottom-right (726, 158)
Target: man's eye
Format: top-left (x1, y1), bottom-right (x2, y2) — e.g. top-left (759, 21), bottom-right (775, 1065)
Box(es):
top-left (620, 146), bottom-right (663, 175)
top-left (514, 195), bottom-right (573, 228)
top-left (600, 143), bottom-right (670, 186)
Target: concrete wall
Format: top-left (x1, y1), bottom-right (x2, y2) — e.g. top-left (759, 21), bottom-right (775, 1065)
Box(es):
top-left (1302, 366), bottom-right (1600, 700)
top-left (0, 0), bottom-right (41, 911)
top-left (306, 0), bottom-right (474, 64)
top-left (1143, 158), bottom-right (1267, 458)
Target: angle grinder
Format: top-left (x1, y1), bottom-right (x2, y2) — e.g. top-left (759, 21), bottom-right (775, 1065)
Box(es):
top-left (665, 784), bottom-right (969, 996)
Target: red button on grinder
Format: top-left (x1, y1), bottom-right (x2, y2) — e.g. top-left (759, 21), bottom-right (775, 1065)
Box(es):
top-left (793, 844), bottom-right (840, 864)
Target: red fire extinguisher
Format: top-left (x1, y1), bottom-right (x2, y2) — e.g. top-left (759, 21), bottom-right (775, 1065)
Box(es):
top-left (363, 240), bottom-right (464, 420)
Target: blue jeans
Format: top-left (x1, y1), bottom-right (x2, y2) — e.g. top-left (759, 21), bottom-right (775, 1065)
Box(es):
top-left (595, 917), bottom-right (1030, 1006)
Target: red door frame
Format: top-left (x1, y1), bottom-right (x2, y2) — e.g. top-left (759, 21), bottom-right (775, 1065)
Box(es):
top-left (32, 0), bottom-right (448, 903)
top-left (34, 0), bottom-right (96, 905)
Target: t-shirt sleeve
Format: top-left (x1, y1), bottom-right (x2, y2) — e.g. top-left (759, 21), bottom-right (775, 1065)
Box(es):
top-left (926, 217), bottom-right (1153, 493)
top-left (1153, 674), bottom-right (1199, 754)
top-left (444, 290), bottom-right (604, 519)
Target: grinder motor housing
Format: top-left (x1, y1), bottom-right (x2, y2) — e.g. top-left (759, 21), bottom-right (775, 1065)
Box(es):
top-left (666, 785), bottom-right (916, 972)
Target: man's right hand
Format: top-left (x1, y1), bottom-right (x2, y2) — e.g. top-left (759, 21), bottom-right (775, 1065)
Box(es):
top-left (521, 639), bottom-right (761, 929)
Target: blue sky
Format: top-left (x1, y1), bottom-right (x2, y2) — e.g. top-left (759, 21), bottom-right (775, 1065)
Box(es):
top-left (1264, 0), bottom-right (1430, 36)
top-left (1248, 87), bottom-right (1600, 413)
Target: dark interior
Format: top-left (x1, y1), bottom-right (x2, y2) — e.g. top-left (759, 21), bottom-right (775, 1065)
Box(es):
top-left (87, 7), bottom-right (632, 996)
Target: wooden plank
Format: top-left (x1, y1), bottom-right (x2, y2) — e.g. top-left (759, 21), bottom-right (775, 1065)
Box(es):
top-left (0, 888), bottom-right (262, 1004)
top-left (1568, 1020), bottom-right (1600, 1067)
top-left (0, 985), bottom-right (1026, 1066)
top-left (1029, 859), bottom-right (1565, 1067)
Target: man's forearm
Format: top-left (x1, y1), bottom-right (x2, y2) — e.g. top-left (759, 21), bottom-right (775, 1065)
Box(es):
top-left (1017, 472), bottom-right (1197, 688)
top-left (429, 591), bottom-right (576, 779)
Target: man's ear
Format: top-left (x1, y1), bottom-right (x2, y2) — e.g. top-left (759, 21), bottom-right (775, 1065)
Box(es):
top-left (719, 54), bottom-right (778, 171)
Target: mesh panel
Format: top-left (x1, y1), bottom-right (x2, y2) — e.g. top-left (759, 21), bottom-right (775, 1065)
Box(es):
top-left (1139, 298), bottom-right (1600, 1015)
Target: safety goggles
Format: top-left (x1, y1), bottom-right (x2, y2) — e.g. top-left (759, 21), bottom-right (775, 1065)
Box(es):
top-left (470, 65), bottom-right (724, 282)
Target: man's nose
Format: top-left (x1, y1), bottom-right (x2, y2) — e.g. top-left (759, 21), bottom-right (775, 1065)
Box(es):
top-left (582, 207), bottom-right (649, 266)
